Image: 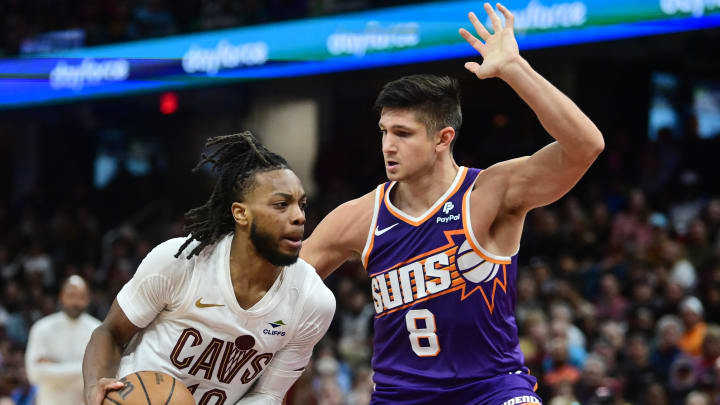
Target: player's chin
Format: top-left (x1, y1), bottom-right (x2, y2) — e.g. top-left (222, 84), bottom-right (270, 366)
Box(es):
top-left (385, 168), bottom-right (402, 181)
top-left (270, 251), bottom-right (300, 267)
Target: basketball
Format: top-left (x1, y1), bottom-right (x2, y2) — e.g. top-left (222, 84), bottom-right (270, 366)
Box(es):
top-left (103, 371), bottom-right (195, 405)
top-left (456, 240), bottom-right (500, 283)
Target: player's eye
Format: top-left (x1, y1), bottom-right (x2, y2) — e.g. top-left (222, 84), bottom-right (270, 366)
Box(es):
top-left (274, 201), bottom-right (288, 209)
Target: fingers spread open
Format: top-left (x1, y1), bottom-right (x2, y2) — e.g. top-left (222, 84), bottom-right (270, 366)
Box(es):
top-left (484, 3), bottom-right (502, 33)
top-left (459, 28), bottom-right (485, 54)
top-left (468, 11), bottom-right (491, 41)
top-left (496, 3), bottom-right (514, 30)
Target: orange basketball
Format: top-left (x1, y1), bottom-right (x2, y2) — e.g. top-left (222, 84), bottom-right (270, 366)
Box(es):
top-left (103, 371), bottom-right (195, 405)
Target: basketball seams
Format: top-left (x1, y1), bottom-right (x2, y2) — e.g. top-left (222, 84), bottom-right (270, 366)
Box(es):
top-left (163, 378), bottom-right (176, 405)
top-left (104, 371), bottom-right (192, 405)
top-left (105, 397), bottom-right (123, 405)
top-left (135, 372), bottom-right (153, 405)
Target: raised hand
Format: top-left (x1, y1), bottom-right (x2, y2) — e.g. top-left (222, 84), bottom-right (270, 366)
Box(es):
top-left (459, 3), bottom-right (521, 80)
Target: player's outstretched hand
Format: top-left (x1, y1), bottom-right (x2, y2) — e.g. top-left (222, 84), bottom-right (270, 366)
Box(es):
top-left (85, 377), bottom-right (124, 405)
top-left (459, 2), bottom-right (521, 80)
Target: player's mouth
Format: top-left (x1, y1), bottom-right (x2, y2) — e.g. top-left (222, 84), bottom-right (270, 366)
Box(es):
top-left (281, 234), bottom-right (303, 249)
top-left (386, 160), bottom-right (399, 172)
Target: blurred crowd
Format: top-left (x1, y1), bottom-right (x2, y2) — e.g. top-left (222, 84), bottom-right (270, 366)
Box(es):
top-left (0, 0), bottom-right (434, 56)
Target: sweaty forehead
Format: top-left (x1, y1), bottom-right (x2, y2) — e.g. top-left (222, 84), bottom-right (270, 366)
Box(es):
top-left (250, 169), bottom-right (304, 199)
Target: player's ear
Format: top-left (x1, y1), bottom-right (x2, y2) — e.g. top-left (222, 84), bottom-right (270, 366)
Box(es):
top-left (435, 126), bottom-right (455, 153)
top-left (231, 202), bottom-right (250, 227)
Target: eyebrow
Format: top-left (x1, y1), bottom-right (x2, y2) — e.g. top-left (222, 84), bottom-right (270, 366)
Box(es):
top-left (272, 192), bottom-right (307, 200)
top-left (378, 124), bottom-right (415, 131)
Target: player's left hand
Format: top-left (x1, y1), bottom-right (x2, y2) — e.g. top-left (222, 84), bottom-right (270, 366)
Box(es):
top-left (459, 2), bottom-right (521, 80)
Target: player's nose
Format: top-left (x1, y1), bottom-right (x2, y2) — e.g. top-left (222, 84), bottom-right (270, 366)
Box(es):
top-left (382, 135), bottom-right (397, 154)
top-left (290, 203), bottom-right (305, 226)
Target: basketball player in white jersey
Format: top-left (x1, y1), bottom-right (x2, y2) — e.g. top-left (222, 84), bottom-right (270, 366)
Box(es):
top-left (301, 3), bottom-right (604, 404)
top-left (83, 133), bottom-right (335, 405)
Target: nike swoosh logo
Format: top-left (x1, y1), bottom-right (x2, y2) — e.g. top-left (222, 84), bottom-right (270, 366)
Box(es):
top-left (195, 298), bottom-right (225, 308)
top-left (375, 223), bottom-right (399, 236)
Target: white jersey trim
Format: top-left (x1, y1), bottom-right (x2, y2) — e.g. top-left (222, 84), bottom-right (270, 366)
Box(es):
top-left (385, 166), bottom-right (466, 223)
top-left (361, 184), bottom-right (384, 269)
top-left (462, 173), bottom-right (519, 262)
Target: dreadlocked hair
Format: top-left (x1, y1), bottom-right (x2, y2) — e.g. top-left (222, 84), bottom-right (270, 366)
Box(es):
top-left (175, 131), bottom-right (288, 259)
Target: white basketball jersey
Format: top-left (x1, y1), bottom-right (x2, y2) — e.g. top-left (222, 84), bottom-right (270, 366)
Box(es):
top-left (116, 234), bottom-right (335, 405)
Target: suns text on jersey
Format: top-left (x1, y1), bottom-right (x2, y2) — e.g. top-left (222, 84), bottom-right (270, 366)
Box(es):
top-left (371, 246), bottom-right (460, 317)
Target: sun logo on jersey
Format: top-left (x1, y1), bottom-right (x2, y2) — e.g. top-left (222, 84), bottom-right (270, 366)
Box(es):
top-left (455, 240), bottom-right (501, 283)
top-left (452, 233), bottom-right (509, 315)
top-left (371, 230), bottom-right (509, 318)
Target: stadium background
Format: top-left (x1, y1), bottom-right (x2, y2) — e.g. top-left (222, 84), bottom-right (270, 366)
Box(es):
top-left (1, 0), bottom-right (720, 404)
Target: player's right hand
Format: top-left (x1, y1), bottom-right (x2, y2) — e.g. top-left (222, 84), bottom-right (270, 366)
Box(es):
top-left (85, 378), bottom-right (124, 405)
top-left (459, 2), bottom-right (521, 80)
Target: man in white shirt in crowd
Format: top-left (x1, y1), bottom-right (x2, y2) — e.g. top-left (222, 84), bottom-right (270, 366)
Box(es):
top-left (26, 275), bottom-right (101, 405)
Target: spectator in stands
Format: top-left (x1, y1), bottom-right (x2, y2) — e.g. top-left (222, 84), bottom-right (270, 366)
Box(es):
top-left (695, 324), bottom-right (720, 381)
top-left (610, 189), bottom-right (653, 253)
top-left (24, 276), bottom-right (100, 405)
top-left (573, 355), bottom-right (619, 404)
top-left (652, 315), bottom-right (685, 384)
top-left (644, 383), bottom-right (670, 405)
top-left (678, 296), bottom-right (708, 356)
top-left (619, 334), bottom-right (657, 404)
top-left (595, 273), bottom-right (628, 321)
top-left (685, 391), bottom-right (712, 405)
top-left (543, 337), bottom-right (581, 394)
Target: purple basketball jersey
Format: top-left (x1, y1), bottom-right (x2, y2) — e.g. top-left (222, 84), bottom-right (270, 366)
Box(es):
top-left (362, 167), bottom-right (531, 399)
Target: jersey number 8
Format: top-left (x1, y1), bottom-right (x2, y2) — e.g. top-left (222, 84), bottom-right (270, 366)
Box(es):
top-left (405, 309), bottom-right (440, 357)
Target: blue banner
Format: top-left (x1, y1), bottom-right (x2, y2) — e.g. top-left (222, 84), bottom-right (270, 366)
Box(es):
top-left (1, 0), bottom-right (719, 108)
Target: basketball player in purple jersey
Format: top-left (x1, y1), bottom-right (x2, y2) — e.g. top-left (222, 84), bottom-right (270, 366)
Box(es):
top-left (301, 3), bottom-right (604, 404)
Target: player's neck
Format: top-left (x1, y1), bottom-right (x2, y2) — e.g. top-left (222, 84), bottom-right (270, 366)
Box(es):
top-left (227, 234), bottom-right (282, 307)
top-left (393, 157), bottom-right (459, 216)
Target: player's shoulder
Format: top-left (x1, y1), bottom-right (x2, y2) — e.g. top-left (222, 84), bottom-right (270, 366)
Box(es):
top-left (333, 189), bottom-right (376, 218)
top-left (288, 258), bottom-right (335, 312)
top-left (136, 236), bottom-right (199, 278)
top-left (475, 158), bottom-right (527, 185)
top-left (150, 236), bottom-right (200, 261)
top-left (286, 258), bottom-right (327, 290)
top-left (331, 189), bottom-right (378, 233)
top-left (309, 189), bottom-right (377, 253)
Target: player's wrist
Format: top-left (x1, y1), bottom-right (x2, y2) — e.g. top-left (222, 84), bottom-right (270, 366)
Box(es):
top-left (497, 55), bottom-right (527, 81)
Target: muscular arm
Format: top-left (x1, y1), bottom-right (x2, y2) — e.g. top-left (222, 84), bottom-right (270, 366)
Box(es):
top-left (82, 300), bottom-right (139, 405)
top-left (497, 59), bottom-right (604, 212)
top-left (301, 192), bottom-right (374, 279)
top-left (458, 4), bottom-right (602, 255)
